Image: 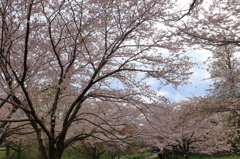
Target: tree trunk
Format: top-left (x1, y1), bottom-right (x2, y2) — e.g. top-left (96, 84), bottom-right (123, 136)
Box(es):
top-left (5, 144), bottom-right (10, 157)
top-left (35, 129), bottom-right (49, 159)
top-left (46, 143), bottom-right (64, 159)
top-left (55, 147), bottom-right (64, 159)
top-left (92, 156), bottom-right (101, 159)
top-left (17, 149), bottom-right (22, 159)
top-left (49, 135), bottom-right (65, 159)
top-left (49, 138), bottom-right (56, 159)
top-left (174, 153), bottom-right (179, 159)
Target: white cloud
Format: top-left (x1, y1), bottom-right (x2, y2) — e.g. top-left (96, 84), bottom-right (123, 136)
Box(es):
top-left (157, 90), bottom-right (186, 102)
top-left (190, 67), bottom-right (211, 83)
top-left (172, 93), bottom-right (186, 102)
top-left (188, 49), bottom-right (213, 85)
top-left (137, 49), bottom-right (213, 102)
top-left (145, 78), bottom-right (157, 86)
top-left (157, 91), bottom-right (170, 96)
top-left (190, 49), bottom-right (212, 63)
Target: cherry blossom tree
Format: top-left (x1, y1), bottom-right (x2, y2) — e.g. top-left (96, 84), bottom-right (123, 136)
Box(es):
top-left (203, 45), bottom-right (240, 154)
top-left (0, 101), bottom-right (34, 147)
top-left (0, 106), bottom-right (36, 158)
top-left (4, 132), bottom-right (38, 159)
top-left (173, 1), bottom-right (240, 153)
top-left (175, 0), bottom-right (240, 47)
top-left (206, 45), bottom-right (240, 96)
top-left (68, 100), bottom-right (141, 159)
top-left (70, 124), bottom-right (138, 159)
top-left (139, 101), bottom-right (230, 159)
top-left (0, 0), bottom-right (197, 159)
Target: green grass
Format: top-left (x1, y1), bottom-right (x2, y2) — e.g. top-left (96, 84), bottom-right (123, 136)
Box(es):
top-left (0, 147), bottom-right (113, 159)
top-left (1, 147), bottom-right (240, 159)
top-left (120, 152), bottom-right (154, 159)
top-left (166, 156), bottom-right (240, 159)
top-left (0, 151), bottom-right (5, 159)
top-left (201, 157), bottom-right (240, 159)
top-left (146, 154), bottom-right (240, 159)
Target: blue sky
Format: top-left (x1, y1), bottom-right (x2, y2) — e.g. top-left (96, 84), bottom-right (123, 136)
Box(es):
top-left (151, 49), bottom-right (213, 102)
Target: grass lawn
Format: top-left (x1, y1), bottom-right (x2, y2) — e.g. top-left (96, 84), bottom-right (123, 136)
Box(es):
top-left (167, 156), bottom-right (240, 159)
top-left (0, 151), bottom-right (5, 158)
top-left (147, 155), bottom-right (240, 159)
top-left (120, 152), bottom-right (154, 159)
top-left (201, 157), bottom-right (239, 159)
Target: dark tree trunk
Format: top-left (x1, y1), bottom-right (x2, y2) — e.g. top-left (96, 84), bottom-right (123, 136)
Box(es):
top-left (5, 144), bottom-right (10, 157)
top-left (17, 149), bottom-right (23, 159)
top-left (184, 153), bottom-right (189, 159)
top-left (47, 144), bottom-right (64, 159)
top-left (5, 143), bottom-right (23, 159)
top-left (34, 128), bottom-right (49, 159)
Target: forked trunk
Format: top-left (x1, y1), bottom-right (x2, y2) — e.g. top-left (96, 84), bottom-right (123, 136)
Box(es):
top-left (48, 148), bottom-right (64, 159)
top-left (47, 134), bottom-right (65, 159)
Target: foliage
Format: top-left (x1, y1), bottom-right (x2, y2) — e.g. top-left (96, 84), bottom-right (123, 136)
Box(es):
top-left (0, 147), bottom-right (40, 159)
top-left (0, 0), bottom-right (196, 159)
top-left (175, 0), bottom-right (240, 47)
top-left (139, 100), bottom-right (230, 159)
top-left (203, 45), bottom-right (240, 153)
